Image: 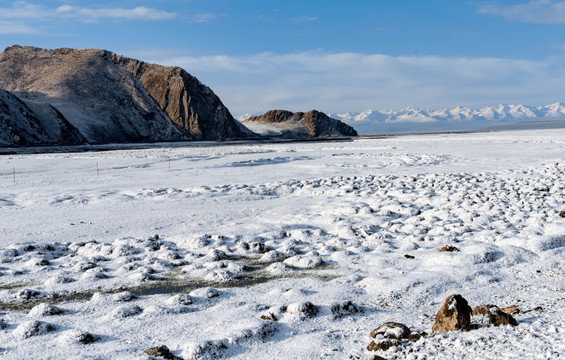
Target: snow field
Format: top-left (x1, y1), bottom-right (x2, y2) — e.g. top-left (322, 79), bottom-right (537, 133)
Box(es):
top-left (0, 130), bottom-right (564, 359)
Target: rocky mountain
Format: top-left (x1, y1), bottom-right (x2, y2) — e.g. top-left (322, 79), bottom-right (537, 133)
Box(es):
top-left (242, 110), bottom-right (358, 138)
top-left (0, 88), bottom-right (85, 146)
top-left (330, 103), bottom-right (565, 135)
top-left (0, 45), bottom-right (249, 146)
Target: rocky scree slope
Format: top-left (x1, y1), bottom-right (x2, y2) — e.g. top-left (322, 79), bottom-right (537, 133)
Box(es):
top-left (243, 109), bottom-right (358, 138)
top-left (0, 45), bottom-right (248, 145)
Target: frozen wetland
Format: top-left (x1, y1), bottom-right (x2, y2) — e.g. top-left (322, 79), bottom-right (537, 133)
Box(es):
top-left (0, 130), bottom-right (564, 359)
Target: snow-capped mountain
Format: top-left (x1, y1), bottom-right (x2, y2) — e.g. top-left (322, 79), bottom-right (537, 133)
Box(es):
top-left (329, 103), bottom-right (565, 135)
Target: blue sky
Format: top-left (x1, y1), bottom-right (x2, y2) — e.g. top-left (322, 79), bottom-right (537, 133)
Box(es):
top-left (1, 0), bottom-right (565, 116)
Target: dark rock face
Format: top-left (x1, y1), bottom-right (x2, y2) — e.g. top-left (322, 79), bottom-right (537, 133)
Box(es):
top-left (243, 109), bottom-right (358, 138)
top-left (0, 88), bottom-right (85, 146)
top-left (0, 45), bottom-right (247, 145)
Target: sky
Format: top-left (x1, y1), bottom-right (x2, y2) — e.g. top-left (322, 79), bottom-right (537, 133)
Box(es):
top-left (1, 0), bottom-right (565, 116)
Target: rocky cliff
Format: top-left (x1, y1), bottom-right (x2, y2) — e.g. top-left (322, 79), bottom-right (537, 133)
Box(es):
top-left (243, 110), bottom-right (358, 138)
top-left (0, 45), bottom-right (248, 145)
top-left (0, 88), bottom-right (85, 146)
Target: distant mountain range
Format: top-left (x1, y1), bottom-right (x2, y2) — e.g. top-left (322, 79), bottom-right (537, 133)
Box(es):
top-left (327, 103), bottom-right (565, 134)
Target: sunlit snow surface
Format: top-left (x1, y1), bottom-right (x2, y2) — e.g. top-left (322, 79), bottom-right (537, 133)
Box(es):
top-left (1, 130), bottom-right (564, 359)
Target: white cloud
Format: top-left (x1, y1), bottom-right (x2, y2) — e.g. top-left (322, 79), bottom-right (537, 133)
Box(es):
top-left (292, 16), bottom-right (318, 22)
top-left (147, 51), bottom-right (565, 116)
top-left (0, 20), bottom-right (37, 34)
top-left (191, 13), bottom-right (217, 23)
top-left (58, 5), bottom-right (177, 21)
top-left (0, 1), bottom-right (45, 19)
top-left (479, 0), bottom-right (565, 24)
top-left (0, 2), bottom-right (177, 21)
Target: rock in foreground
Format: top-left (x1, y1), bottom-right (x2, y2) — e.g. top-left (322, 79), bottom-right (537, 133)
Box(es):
top-left (432, 294), bottom-right (471, 332)
top-left (472, 304), bottom-right (518, 327)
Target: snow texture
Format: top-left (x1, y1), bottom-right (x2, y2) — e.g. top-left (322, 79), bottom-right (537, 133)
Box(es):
top-left (0, 129), bottom-right (564, 359)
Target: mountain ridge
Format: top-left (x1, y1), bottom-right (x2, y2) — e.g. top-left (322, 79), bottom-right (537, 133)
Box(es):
top-left (0, 45), bottom-right (249, 145)
top-left (328, 103), bottom-right (565, 134)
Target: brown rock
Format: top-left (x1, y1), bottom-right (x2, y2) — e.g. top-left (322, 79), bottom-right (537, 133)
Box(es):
top-left (439, 245), bottom-right (460, 252)
top-left (409, 332), bottom-right (427, 342)
top-left (370, 322), bottom-right (411, 340)
top-left (260, 313), bottom-right (277, 321)
top-left (472, 304), bottom-right (498, 316)
top-left (472, 304), bottom-right (518, 326)
top-left (145, 345), bottom-right (183, 360)
top-left (500, 305), bottom-right (520, 315)
top-left (559, 210), bottom-right (565, 218)
top-left (432, 294), bottom-right (471, 332)
top-left (367, 339), bottom-right (401, 351)
top-left (489, 307), bottom-right (518, 326)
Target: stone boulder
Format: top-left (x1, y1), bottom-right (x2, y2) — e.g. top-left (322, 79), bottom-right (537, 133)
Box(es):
top-left (472, 304), bottom-right (517, 327)
top-left (145, 345), bottom-right (183, 360)
top-left (439, 245), bottom-right (460, 252)
top-left (367, 339), bottom-right (400, 352)
top-left (432, 294), bottom-right (471, 332)
top-left (367, 322), bottom-right (411, 352)
top-left (370, 322), bottom-right (411, 339)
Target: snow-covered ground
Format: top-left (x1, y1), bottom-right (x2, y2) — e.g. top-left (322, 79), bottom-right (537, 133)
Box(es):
top-left (1, 130), bottom-right (564, 359)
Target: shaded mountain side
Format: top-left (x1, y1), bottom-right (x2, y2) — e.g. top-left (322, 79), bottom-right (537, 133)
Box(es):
top-left (0, 88), bottom-right (85, 146)
top-left (0, 45), bottom-right (250, 145)
top-left (108, 53), bottom-right (246, 140)
top-left (243, 110), bottom-right (358, 138)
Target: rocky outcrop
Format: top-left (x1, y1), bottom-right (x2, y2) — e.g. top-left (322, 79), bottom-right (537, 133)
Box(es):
top-left (0, 45), bottom-right (249, 145)
top-left (243, 109), bottom-right (358, 138)
top-left (0, 88), bottom-right (85, 146)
